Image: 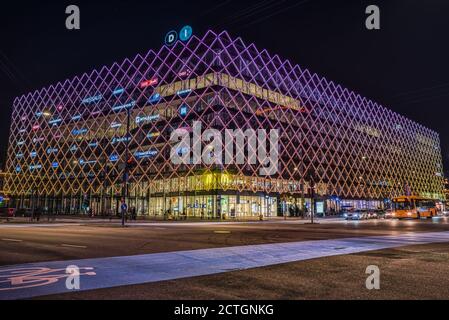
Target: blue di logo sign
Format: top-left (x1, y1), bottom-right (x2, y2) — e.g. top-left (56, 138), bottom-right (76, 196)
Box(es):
top-left (180, 25), bottom-right (193, 41)
top-left (165, 25), bottom-right (193, 46)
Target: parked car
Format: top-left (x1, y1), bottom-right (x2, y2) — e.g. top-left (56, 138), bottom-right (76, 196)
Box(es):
top-left (342, 208), bottom-right (354, 220)
top-left (383, 210), bottom-right (395, 219)
top-left (344, 210), bottom-right (381, 221)
top-left (0, 207), bottom-right (16, 217)
top-left (344, 211), bottom-right (367, 220)
top-left (366, 210), bottom-right (379, 219)
top-left (15, 208), bottom-right (33, 217)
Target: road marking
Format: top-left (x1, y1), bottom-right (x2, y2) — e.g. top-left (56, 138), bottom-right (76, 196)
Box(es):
top-left (0, 223), bottom-right (83, 229)
top-left (1, 239), bottom-right (23, 242)
top-left (61, 244), bottom-right (87, 249)
top-left (2, 231), bottom-right (449, 300)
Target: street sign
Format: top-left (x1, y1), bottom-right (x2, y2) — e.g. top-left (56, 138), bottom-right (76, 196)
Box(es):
top-left (165, 26), bottom-right (193, 46)
top-left (165, 30), bottom-right (178, 46)
top-left (179, 25), bottom-right (193, 42)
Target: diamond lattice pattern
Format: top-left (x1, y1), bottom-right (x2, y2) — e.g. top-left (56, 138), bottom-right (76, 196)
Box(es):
top-left (5, 31), bottom-right (445, 200)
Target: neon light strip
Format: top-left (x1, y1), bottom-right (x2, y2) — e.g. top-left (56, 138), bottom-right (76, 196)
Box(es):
top-left (112, 101), bottom-right (136, 111)
top-left (49, 118), bottom-right (62, 125)
top-left (134, 150), bottom-right (158, 159)
top-left (140, 77), bottom-right (159, 88)
top-left (136, 114), bottom-right (160, 124)
top-left (79, 159), bottom-right (97, 165)
top-left (147, 132), bottom-right (161, 139)
top-left (112, 88), bottom-right (125, 95)
top-left (72, 128), bottom-right (88, 135)
top-left (82, 95), bottom-right (103, 104)
top-left (176, 89), bottom-right (192, 96)
top-left (148, 93), bottom-right (161, 104)
top-left (112, 136), bottom-right (131, 144)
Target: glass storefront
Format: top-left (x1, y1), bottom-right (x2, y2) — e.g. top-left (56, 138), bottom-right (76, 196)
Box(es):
top-left (143, 194), bottom-right (278, 219)
top-left (340, 199), bottom-right (384, 211)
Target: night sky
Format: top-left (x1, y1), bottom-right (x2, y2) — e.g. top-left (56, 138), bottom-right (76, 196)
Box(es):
top-left (1, 0), bottom-right (448, 172)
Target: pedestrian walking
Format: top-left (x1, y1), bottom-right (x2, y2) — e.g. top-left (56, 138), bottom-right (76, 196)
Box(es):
top-left (120, 200), bottom-right (128, 223)
top-left (289, 206), bottom-right (294, 217)
top-left (131, 207), bottom-right (137, 221)
top-left (35, 207), bottom-right (42, 222)
top-left (295, 205), bottom-right (300, 217)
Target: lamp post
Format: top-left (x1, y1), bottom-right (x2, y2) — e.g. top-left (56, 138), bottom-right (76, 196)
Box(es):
top-left (300, 161), bottom-right (306, 219)
top-left (121, 105), bottom-right (132, 227)
top-left (310, 178), bottom-right (315, 224)
top-left (306, 168), bottom-right (317, 224)
top-left (293, 166), bottom-right (299, 220)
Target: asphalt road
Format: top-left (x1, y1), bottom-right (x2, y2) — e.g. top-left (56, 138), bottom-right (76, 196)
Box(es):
top-left (2, 218), bottom-right (449, 299)
top-left (42, 242), bottom-right (449, 300)
top-left (1, 218), bottom-right (449, 266)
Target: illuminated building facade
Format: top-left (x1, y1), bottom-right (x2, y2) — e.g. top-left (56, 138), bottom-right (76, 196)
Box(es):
top-left (5, 31), bottom-right (445, 217)
top-left (0, 171), bottom-right (8, 207)
top-left (444, 177), bottom-right (449, 207)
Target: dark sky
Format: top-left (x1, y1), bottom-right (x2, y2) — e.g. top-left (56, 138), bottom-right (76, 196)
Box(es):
top-left (1, 0), bottom-right (449, 172)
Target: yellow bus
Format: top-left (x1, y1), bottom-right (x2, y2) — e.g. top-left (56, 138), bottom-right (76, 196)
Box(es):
top-left (392, 196), bottom-right (438, 219)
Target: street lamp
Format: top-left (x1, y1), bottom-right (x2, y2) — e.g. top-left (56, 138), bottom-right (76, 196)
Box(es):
top-left (306, 168), bottom-right (317, 224)
top-left (121, 105), bottom-right (132, 227)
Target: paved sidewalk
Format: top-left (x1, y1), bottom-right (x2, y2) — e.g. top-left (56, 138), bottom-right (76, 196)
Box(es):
top-left (0, 216), bottom-right (344, 227)
top-left (1, 231), bottom-right (449, 300)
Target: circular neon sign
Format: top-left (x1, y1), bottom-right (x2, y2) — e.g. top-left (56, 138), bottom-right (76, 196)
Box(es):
top-left (165, 30), bottom-right (178, 46)
top-left (180, 25), bottom-right (193, 42)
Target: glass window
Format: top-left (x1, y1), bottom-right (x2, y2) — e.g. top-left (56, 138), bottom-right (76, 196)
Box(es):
top-left (393, 201), bottom-right (414, 210)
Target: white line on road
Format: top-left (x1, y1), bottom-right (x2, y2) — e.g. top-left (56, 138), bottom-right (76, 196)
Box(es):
top-left (0, 223), bottom-right (83, 229)
top-left (61, 244), bottom-right (87, 249)
top-left (1, 238), bottom-right (23, 242)
top-left (2, 231), bottom-right (449, 300)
